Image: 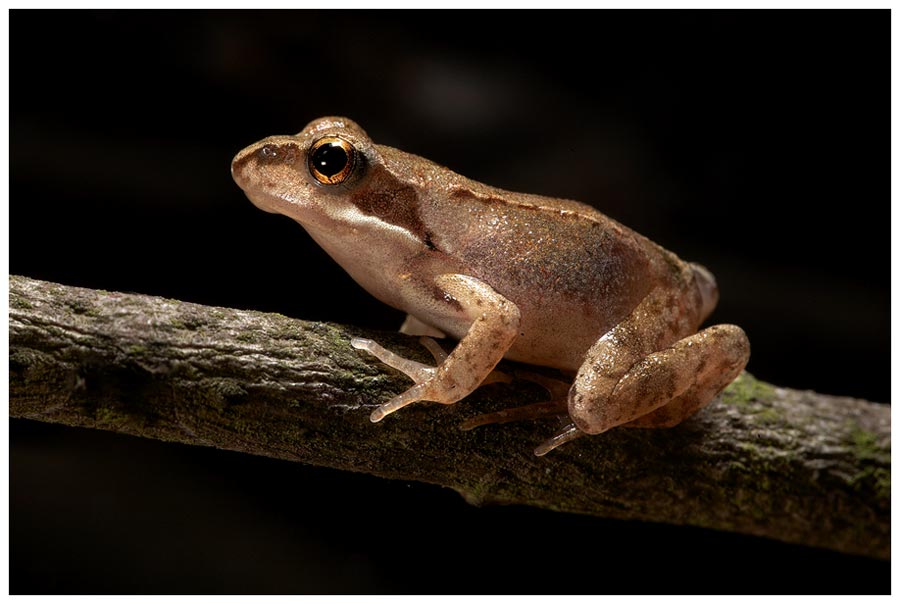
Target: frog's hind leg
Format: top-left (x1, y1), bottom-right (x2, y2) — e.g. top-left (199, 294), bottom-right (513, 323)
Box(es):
top-left (534, 422), bottom-right (585, 456)
top-left (461, 398), bottom-right (567, 430)
top-left (571, 323), bottom-right (750, 435)
top-left (623, 332), bottom-right (749, 429)
top-left (460, 370), bottom-right (570, 430)
top-left (529, 324), bottom-right (748, 457)
top-left (462, 388), bottom-right (583, 456)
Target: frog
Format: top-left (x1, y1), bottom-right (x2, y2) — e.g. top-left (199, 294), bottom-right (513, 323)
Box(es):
top-left (231, 116), bottom-right (750, 456)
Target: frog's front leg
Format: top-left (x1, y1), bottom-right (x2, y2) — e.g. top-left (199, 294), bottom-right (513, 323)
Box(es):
top-left (353, 273), bottom-right (521, 423)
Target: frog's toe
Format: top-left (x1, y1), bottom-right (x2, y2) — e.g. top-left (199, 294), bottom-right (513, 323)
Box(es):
top-left (534, 422), bottom-right (585, 456)
top-left (418, 336), bottom-right (449, 363)
top-left (369, 383), bottom-right (432, 422)
top-left (511, 369), bottom-right (571, 399)
top-left (351, 337), bottom-right (436, 383)
top-left (461, 398), bottom-right (567, 431)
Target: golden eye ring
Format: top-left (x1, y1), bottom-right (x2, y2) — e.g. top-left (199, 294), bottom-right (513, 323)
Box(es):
top-left (308, 136), bottom-right (357, 185)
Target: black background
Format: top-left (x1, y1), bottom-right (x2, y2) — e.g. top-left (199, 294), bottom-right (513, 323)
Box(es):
top-left (10, 10), bottom-right (889, 594)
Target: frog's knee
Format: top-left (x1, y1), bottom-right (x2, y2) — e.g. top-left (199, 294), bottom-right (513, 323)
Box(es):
top-left (567, 323), bottom-right (750, 435)
top-left (703, 323), bottom-right (751, 368)
top-left (566, 383), bottom-right (614, 435)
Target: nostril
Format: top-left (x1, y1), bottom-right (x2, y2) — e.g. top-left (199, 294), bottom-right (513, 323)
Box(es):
top-left (253, 142), bottom-right (300, 165)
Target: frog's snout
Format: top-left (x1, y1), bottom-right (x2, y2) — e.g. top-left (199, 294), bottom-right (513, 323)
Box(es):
top-left (230, 146), bottom-right (255, 190)
top-left (232, 138), bottom-right (304, 188)
top-left (230, 159), bottom-right (241, 187)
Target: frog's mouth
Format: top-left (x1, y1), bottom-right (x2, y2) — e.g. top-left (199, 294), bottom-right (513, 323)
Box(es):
top-left (240, 189), bottom-right (282, 215)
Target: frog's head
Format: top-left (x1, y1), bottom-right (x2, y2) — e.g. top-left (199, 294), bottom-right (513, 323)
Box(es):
top-left (232, 116), bottom-right (435, 255)
top-left (231, 116), bottom-right (377, 220)
top-left (233, 116), bottom-right (442, 311)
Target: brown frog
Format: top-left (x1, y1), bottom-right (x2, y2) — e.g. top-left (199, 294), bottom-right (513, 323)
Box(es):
top-left (232, 116), bottom-right (750, 455)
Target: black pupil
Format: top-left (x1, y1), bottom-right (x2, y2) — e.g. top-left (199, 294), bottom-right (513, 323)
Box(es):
top-left (312, 142), bottom-right (349, 177)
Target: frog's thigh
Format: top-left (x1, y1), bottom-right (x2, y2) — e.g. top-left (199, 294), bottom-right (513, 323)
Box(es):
top-left (572, 324), bottom-right (750, 434)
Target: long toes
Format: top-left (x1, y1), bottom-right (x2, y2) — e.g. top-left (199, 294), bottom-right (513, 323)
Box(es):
top-left (461, 409), bottom-right (516, 431)
top-left (351, 337), bottom-right (435, 383)
top-left (461, 399), bottom-right (567, 431)
top-left (369, 383), bottom-right (431, 422)
top-left (512, 370), bottom-right (571, 399)
top-left (534, 423), bottom-right (584, 456)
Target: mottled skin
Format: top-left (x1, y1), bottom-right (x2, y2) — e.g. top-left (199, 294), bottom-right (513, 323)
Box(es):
top-left (231, 116), bottom-right (750, 455)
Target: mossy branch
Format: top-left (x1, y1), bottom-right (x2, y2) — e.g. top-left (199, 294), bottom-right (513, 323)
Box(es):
top-left (9, 275), bottom-right (890, 559)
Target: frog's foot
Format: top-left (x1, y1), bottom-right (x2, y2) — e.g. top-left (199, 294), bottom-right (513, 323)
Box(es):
top-left (461, 398), bottom-right (567, 431)
top-left (357, 274), bottom-right (522, 424)
top-left (512, 369), bottom-right (571, 399)
top-left (418, 336), bottom-right (448, 364)
top-left (460, 370), bottom-right (569, 430)
top-left (534, 422), bottom-right (585, 456)
top-left (351, 337), bottom-right (438, 422)
top-left (353, 336), bottom-right (509, 407)
top-left (570, 323), bottom-right (750, 435)
top-left (351, 337), bottom-right (436, 383)
top-left (352, 337), bottom-right (512, 423)
top-left (368, 382), bottom-right (437, 422)
top-left (464, 368), bottom-right (582, 456)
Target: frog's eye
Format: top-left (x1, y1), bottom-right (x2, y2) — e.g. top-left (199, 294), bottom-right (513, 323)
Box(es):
top-left (308, 137), bottom-right (357, 185)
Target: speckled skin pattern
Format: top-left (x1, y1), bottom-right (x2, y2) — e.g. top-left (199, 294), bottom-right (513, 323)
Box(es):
top-left (232, 117), bottom-right (750, 454)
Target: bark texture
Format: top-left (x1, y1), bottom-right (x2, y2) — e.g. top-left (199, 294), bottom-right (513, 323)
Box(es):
top-left (9, 275), bottom-right (890, 559)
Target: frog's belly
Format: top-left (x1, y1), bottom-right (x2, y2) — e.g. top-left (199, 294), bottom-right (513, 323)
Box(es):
top-left (483, 268), bottom-right (652, 370)
top-left (425, 300), bottom-right (614, 373)
top-left (502, 308), bottom-right (609, 371)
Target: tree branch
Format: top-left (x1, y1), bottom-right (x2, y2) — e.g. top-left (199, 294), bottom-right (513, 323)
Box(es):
top-left (9, 275), bottom-right (890, 559)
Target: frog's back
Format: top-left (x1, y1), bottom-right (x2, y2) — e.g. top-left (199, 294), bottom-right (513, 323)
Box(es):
top-left (370, 145), bottom-right (690, 368)
top-left (420, 180), bottom-right (680, 369)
